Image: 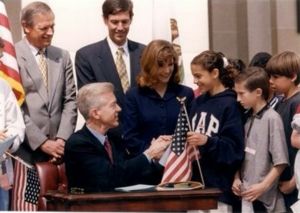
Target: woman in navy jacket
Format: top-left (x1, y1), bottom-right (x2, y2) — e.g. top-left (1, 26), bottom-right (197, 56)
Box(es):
top-left (123, 40), bottom-right (194, 183)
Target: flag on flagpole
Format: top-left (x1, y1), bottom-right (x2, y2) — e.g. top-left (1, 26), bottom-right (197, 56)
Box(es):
top-left (170, 18), bottom-right (184, 82)
top-left (152, 0), bottom-right (185, 82)
top-left (0, 1), bottom-right (25, 105)
top-left (161, 102), bottom-right (199, 183)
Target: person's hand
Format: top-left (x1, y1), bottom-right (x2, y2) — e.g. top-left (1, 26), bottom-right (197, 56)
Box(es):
top-left (40, 139), bottom-right (65, 160)
top-left (279, 178), bottom-right (296, 194)
top-left (49, 138), bottom-right (66, 164)
top-left (156, 135), bottom-right (172, 145)
top-left (144, 135), bottom-right (172, 160)
top-left (0, 174), bottom-right (11, 190)
top-left (187, 131), bottom-right (208, 146)
top-left (232, 177), bottom-right (242, 196)
top-left (0, 130), bottom-right (7, 141)
top-left (241, 182), bottom-right (267, 202)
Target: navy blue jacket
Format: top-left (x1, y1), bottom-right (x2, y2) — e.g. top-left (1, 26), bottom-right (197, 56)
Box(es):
top-left (123, 83), bottom-right (194, 157)
top-left (75, 39), bottom-right (145, 141)
top-left (64, 125), bottom-right (153, 193)
top-left (190, 89), bottom-right (244, 205)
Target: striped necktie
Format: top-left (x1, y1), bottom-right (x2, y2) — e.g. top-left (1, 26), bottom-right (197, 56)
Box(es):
top-left (38, 49), bottom-right (48, 89)
top-left (115, 48), bottom-right (129, 92)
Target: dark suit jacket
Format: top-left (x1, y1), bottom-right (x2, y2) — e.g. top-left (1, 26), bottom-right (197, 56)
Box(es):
top-left (75, 38), bottom-right (145, 110)
top-left (15, 39), bottom-right (77, 164)
top-left (75, 38), bottom-right (145, 141)
top-left (64, 125), bottom-right (155, 193)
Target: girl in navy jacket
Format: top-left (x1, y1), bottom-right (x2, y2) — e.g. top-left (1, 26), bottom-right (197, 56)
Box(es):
top-left (187, 50), bottom-right (244, 212)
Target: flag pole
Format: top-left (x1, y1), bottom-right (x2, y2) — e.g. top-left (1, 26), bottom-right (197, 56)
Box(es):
top-left (5, 151), bottom-right (33, 169)
top-left (177, 97), bottom-right (205, 188)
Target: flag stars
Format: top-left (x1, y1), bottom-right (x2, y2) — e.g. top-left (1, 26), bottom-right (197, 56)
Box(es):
top-left (161, 99), bottom-right (201, 183)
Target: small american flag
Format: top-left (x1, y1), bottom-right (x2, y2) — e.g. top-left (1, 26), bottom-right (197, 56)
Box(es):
top-left (24, 168), bottom-right (40, 205)
top-left (12, 160), bottom-right (39, 211)
top-left (161, 102), bottom-right (199, 183)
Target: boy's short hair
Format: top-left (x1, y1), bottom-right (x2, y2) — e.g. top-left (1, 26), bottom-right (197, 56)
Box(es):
top-left (235, 66), bottom-right (270, 101)
top-left (266, 51), bottom-right (300, 85)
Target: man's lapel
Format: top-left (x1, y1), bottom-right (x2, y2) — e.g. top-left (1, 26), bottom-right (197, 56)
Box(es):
top-left (19, 40), bottom-right (49, 104)
top-left (47, 47), bottom-right (61, 107)
top-left (99, 39), bottom-right (124, 94)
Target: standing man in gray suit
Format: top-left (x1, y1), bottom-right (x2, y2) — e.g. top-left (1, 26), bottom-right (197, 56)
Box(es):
top-left (75, 0), bottom-right (145, 141)
top-left (13, 2), bottom-right (77, 210)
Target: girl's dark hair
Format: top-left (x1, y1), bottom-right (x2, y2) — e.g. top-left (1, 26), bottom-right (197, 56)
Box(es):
top-left (249, 52), bottom-right (272, 68)
top-left (191, 50), bottom-right (238, 88)
top-left (235, 66), bottom-right (270, 101)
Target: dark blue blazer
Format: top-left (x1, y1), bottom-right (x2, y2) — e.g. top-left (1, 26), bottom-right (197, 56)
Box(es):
top-left (75, 38), bottom-right (145, 110)
top-left (64, 125), bottom-right (153, 193)
top-left (75, 39), bottom-right (145, 141)
top-left (123, 84), bottom-right (194, 157)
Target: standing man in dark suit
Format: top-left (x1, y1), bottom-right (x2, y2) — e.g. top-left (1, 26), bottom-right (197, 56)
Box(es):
top-left (13, 2), bottom-right (77, 210)
top-left (75, 0), bottom-right (145, 140)
top-left (65, 82), bottom-right (171, 193)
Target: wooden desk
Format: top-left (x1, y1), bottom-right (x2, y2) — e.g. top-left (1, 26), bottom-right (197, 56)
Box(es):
top-left (45, 188), bottom-right (221, 212)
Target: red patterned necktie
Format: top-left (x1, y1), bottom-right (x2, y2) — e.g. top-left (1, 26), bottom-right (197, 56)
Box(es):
top-left (104, 139), bottom-right (113, 164)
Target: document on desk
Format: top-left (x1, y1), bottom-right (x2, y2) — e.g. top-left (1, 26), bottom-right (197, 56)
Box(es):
top-left (291, 200), bottom-right (300, 212)
top-left (115, 184), bottom-right (156, 192)
top-left (0, 135), bottom-right (17, 156)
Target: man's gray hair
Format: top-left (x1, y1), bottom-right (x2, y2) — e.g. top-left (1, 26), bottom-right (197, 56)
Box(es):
top-left (21, 1), bottom-right (54, 26)
top-left (77, 82), bottom-right (115, 120)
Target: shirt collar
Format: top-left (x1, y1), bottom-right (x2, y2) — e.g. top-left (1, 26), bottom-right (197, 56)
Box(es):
top-left (25, 38), bottom-right (46, 56)
top-left (106, 36), bottom-right (129, 57)
top-left (86, 125), bottom-right (106, 145)
top-left (251, 104), bottom-right (269, 119)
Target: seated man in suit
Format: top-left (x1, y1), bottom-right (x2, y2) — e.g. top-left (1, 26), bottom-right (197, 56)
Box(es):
top-left (64, 82), bottom-right (171, 193)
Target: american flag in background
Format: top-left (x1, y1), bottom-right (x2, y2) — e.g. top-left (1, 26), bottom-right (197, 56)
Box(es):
top-left (161, 104), bottom-right (199, 183)
top-left (0, 0), bottom-right (25, 105)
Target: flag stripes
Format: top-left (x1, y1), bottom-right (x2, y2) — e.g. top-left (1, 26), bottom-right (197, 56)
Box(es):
top-left (12, 160), bottom-right (38, 211)
top-left (161, 144), bottom-right (197, 183)
top-left (3, 39), bottom-right (17, 57)
top-left (161, 101), bottom-right (200, 183)
top-left (0, 13), bottom-right (9, 28)
top-left (0, 1), bottom-right (25, 105)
